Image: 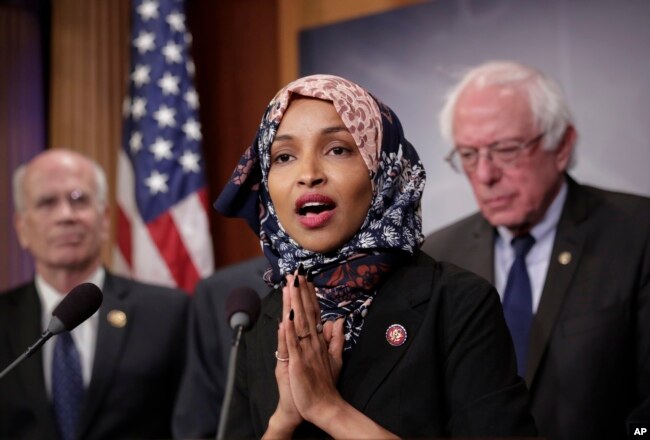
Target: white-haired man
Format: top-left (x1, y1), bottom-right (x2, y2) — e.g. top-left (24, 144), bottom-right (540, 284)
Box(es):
top-left (0, 149), bottom-right (188, 440)
top-left (423, 61), bottom-right (649, 440)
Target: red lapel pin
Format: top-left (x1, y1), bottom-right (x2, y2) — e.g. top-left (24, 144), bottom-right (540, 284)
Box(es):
top-left (386, 324), bottom-right (407, 347)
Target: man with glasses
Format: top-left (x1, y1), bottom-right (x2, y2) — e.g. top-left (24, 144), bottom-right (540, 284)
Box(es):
top-left (423, 61), bottom-right (649, 440)
top-left (0, 149), bottom-right (188, 439)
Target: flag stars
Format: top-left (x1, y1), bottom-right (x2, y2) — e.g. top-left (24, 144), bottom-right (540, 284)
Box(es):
top-left (125, 4), bottom-right (206, 204)
top-left (144, 170), bottom-right (169, 194)
top-left (166, 11), bottom-right (185, 32)
top-left (129, 131), bottom-right (143, 154)
top-left (153, 104), bottom-right (176, 127)
top-left (137, 0), bottom-right (159, 20)
top-left (162, 41), bottom-right (182, 63)
top-left (179, 150), bottom-right (200, 173)
top-left (133, 31), bottom-right (156, 54)
top-left (182, 118), bottom-right (202, 141)
top-left (149, 137), bottom-right (173, 161)
top-left (158, 72), bottom-right (180, 95)
top-left (131, 97), bottom-right (147, 120)
top-left (131, 64), bottom-right (151, 87)
top-left (184, 89), bottom-right (199, 109)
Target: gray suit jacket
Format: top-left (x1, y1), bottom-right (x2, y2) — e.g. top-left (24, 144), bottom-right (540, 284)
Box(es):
top-left (0, 272), bottom-right (188, 440)
top-left (172, 256), bottom-right (270, 439)
top-left (422, 176), bottom-right (650, 440)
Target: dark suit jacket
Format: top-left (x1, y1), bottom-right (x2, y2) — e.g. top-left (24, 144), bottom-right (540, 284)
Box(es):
top-left (0, 272), bottom-right (189, 440)
top-left (422, 176), bottom-right (650, 440)
top-left (172, 256), bottom-right (270, 439)
top-left (225, 251), bottom-right (537, 438)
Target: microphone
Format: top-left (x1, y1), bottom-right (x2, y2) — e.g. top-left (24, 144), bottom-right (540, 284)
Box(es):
top-left (0, 283), bottom-right (103, 380)
top-left (226, 286), bottom-right (261, 333)
top-left (216, 287), bottom-right (261, 440)
top-left (48, 282), bottom-right (104, 334)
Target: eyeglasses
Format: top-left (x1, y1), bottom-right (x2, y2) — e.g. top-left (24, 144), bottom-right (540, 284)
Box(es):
top-left (445, 132), bottom-right (545, 173)
top-left (28, 189), bottom-right (95, 214)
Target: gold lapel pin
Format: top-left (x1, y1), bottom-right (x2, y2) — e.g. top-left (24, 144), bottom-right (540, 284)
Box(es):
top-left (558, 251), bottom-right (572, 265)
top-left (107, 309), bottom-right (127, 328)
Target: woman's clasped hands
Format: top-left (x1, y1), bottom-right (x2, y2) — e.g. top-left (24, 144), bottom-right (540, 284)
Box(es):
top-left (266, 265), bottom-right (345, 438)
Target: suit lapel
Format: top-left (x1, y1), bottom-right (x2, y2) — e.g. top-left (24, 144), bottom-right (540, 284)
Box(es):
top-left (338, 258), bottom-right (432, 410)
top-left (77, 273), bottom-right (133, 438)
top-left (255, 258), bottom-right (433, 413)
top-left (259, 291), bottom-right (283, 409)
top-left (526, 177), bottom-right (588, 385)
top-left (467, 218), bottom-right (496, 284)
top-left (11, 284), bottom-right (59, 436)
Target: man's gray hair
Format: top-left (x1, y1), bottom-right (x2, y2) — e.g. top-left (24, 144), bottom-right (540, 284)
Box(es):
top-left (12, 151), bottom-right (108, 212)
top-left (439, 60), bottom-right (575, 157)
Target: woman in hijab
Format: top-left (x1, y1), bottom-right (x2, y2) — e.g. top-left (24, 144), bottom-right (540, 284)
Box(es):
top-left (215, 75), bottom-right (536, 438)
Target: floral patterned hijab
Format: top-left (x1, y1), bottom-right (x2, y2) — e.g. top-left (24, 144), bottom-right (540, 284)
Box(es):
top-left (215, 75), bottom-right (425, 350)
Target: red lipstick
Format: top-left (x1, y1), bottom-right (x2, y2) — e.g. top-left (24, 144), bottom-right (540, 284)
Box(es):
top-left (295, 193), bottom-right (336, 229)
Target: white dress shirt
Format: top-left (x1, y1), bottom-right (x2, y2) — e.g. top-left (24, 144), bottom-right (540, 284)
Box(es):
top-left (494, 180), bottom-right (567, 314)
top-left (36, 268), bottom-right (104, 397)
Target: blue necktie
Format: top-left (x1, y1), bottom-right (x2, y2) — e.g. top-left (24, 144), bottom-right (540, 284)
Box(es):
top-left (52, 332), bottom-right (84, 440)
top-left (502, 234), bottom-right (536, 377)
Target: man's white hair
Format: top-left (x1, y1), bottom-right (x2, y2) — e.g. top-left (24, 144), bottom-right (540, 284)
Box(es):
top-left (439, 60), bottom-right (575, 159)
top-left (12, 149), bottom-right (108, 212)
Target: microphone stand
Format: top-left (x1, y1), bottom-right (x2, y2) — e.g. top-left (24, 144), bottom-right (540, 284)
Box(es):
top-left (216, 325), bottom-right (244, 440)
top-left (0, 330), bottom-right (53, 380)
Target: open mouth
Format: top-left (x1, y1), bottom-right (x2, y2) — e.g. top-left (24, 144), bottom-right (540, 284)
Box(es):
top-left (295, 193), bottom-right (336, 215)
top-left (295, 194), bottom-right (336, 227)
top-left (297, 201), bottom-right (335, 216)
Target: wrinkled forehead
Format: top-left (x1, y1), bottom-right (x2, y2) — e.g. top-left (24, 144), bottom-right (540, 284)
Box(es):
top-left (24, 153), bottom-right (97, 197)
top-left (268, 75), bottom-right (382, 175)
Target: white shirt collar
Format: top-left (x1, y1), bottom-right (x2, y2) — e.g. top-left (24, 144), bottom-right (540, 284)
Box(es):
top-left (494, 178), bottom-right (568, 314)
top-left (496, 178), bottom-right (568, 246)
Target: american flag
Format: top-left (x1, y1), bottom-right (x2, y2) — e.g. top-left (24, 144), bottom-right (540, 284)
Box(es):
top-left (114, 0), bottom-right (213, 293)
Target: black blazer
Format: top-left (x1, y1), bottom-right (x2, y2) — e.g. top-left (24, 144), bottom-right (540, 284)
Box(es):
top-left (225, 251), bottom-right (537, 438)
top-left (173, 256), bottom-right (270, 439)
top-left (422, 176), bottom-right (650, 440)
top-left (0, 272), bottom-right (189, 440)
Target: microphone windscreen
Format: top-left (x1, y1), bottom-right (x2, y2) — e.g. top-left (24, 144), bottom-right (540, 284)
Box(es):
top-left (225, 287), bottom-right (261, 330)
top-left (52, 283), bottom-right (103, 331)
